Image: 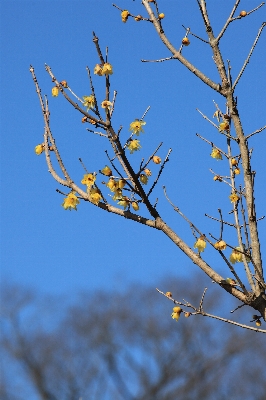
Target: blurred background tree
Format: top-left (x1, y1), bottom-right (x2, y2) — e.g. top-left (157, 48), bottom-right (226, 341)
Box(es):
top-left (1, 275), bottom-right (266, 400)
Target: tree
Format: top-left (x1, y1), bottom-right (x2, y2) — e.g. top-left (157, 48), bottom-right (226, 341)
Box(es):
top-left (1, 277), bottom-right (266, 400)
top-left (30, 0), bottom-right (266, 331)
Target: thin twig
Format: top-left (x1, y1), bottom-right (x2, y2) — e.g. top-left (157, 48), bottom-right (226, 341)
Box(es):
top-left (141, 56), bottom-right (174, 63)
top-left (233, 22), bottom-right (266, 89)
top-left (156, 288), bottom-right (266, 333)
top-left (147, 149), bottom-right (172, 197)
top-left (246, 125), bottom-right (266, 140)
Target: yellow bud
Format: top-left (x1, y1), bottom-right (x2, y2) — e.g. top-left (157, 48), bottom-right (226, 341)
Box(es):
top-left (131, 202), bottom-right (139, 211)
top-left (144, 168), bottom-right (152, 176)
top-left (153, 156), bottom-right (161, 164)
top-left (256, 320), bottom-right (261, 327)
top-left (231, 158), bottom-right (238, 166)
top-left (234, 167), bottom-right (241, 175)
top-left (134, 15), bottom-right (142, 21)
top-left (60, 80), bottom-right (68, 88)
top-left (101, 166), bottom-right (112, 177)
top-left (184, 312), bottom-right (191, 318)
top-left (81, 116), bottom-right (87, 123)
top-left (158, 13), bottom-right (165, 19)
top-left (118, 179), bottom-right (126, 189)
top-left (140, 174), bottom-right (148, 185)
top-left (240, 10), bottom-right (247, 17)
top-left (35, 144), bottom-right (44, 155)
top-left (166, 292), bottom-right (172, 297)
top-left (182, 37), bottom-right (190, 46)
top-left (52, 86), bottom-right (59, 97)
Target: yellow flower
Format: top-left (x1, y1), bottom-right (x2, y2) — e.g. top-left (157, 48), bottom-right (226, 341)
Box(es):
top-left (35, 144), bottom-right (44, 155)
top-left (83, 95), bottom-right (95, 110)
top-left (117, 197), bottom-right (130, 209)
top-left (182, 37), bottom-right (190, 46)
top-left (52, 86), bottom-right (59, 97)
top-left (234, 167), bottom-right (241, 175)
top-left (118, 179), bottom-right (126, 189)
top-left (219, 121), bottom-right (230, 132)
top-left (89, 188), bottom-right (102, 205)
top-left (101, 166), bottom-right (112, 176)
top-left (194, 236), bottom-right (206, 253)
top-left (81, 173), bottom-right (96, 188)
top-left (171, 306), bottom-right (182, 321)
top-left (213, 175), bottom-right (222, 182)
top-left (127, 139), bottom-right (141, 154)
top-left (106, 178), bottom-right (118, 192)
top-left (140, 174), bottom-right (148, 185)
top-left (60, 80), bottom-right (68, 88)
top-left (153, 155), bottom-right (161, 164)
top-left (62, 192), bottom-right (80, 211)
top-left (129, 119), bottom-right (146, 135)
top-left (214, 240), bottom-right (227, 250)
top-left (229, 247), bottom-right (242, 264)
top-left (94, 64), bottom-right (103, 76)
top-left (211, 148), bottom-right (222, 160)
top-left (144, 168), bottom-right (152, 176)
top-left (121, 10), bottom-right (130, 22)
top-left (112, 189), bottom-right (123, 201)
top-left (229, 192), bottom-right (240, 203)
top-left (101, 100), bottom-right (112, 110)
top-left (131, 201), bottom-right (139, 211)
top-left (158, 13), bottom-right (165, 19)
top-left (102, 63), bottom-right (113, 75)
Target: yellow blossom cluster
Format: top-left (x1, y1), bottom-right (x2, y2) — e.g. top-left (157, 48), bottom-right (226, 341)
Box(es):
top-left (81, 173), bottom-right (102, 206)
top-left (94, 63), bottom-right (113, 76)
top-left (105, 176), bottom-right (139, 211)
top-left (62, 192), bottom-right (80, 211)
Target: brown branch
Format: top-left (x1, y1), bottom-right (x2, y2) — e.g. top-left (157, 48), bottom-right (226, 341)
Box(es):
top-left (141, 0), bottom-right (222, 94)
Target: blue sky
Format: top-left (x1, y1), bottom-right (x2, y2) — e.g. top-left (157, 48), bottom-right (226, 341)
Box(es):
top-left (1, 0), bottom-right (265, 305)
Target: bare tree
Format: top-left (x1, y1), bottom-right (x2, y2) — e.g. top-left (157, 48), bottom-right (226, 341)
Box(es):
top-left (30, 1), bottom-right (266, 330)
top-left (1, 277), bottom-right (266, 400)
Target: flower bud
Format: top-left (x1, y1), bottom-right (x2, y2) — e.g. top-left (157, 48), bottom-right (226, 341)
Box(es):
top-left (182, 37), bottom-right (190, 46)
top-left (153, 156), bottom-right (161, 164)
top-left (158, 13), bottom-right (165, 19)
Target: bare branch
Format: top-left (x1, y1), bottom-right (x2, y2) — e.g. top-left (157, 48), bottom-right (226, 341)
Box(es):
top-left (233, 22), bottom-right (266, 89)
top-left (246, 125), bottom-right (266, 140)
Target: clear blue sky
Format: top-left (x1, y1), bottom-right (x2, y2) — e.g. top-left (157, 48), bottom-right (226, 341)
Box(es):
top-left (1, 0), bottom-right (265, 301)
